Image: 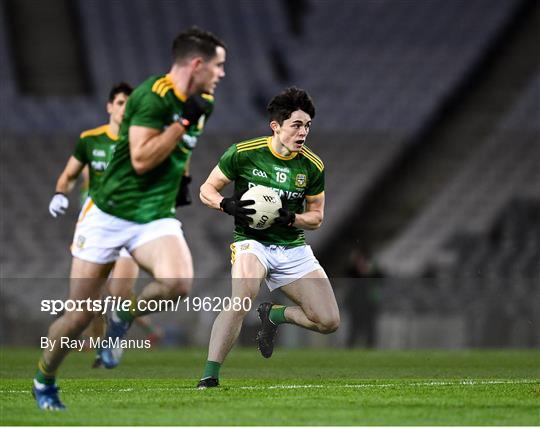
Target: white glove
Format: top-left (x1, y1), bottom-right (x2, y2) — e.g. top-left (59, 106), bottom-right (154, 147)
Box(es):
top-left (182, 134), bottom-right (198, 149)
top-left (49, 193), bottom-right (69, 218)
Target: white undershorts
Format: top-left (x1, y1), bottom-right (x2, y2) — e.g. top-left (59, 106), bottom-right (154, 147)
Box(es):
top-left (118, 248), bottom-right (132, 259)
top-left (230, 239), bottom-right (325, 291)
top-left (71, 198), bottom-right (183, 264)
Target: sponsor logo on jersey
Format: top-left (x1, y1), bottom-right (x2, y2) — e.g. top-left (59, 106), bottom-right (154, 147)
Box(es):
top-left (252, 168), bottom-right (268, 178)
top-left (92, 149), bottom-right (106, 157)
top-left (248, 182), bottom-right (305, 200)
top-left (295, 174), bottom-right (307, 188)
top-left (274, 166), bottom-right (290, 173)
top-left (91, 160), bottom-right (108, 171)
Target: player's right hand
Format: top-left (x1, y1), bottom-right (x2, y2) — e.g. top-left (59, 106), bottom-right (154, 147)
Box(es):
top-left (179, 93), bottom-right (213, 128)
top-left (49, 193), bottom-right (69, 218)
top-left (220, 191), bottom-right (256, 227)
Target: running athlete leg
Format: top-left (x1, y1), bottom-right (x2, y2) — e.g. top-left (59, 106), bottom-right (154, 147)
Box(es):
top-left (109, 254), bottom-right (140, 299)
top-left (208, 253), bottom-right (265, 363)
top-left (36, 258), bottom-right (113, 378)
top-left (110, 254), bottom-right (163, 344)
top-left (278, 269), bottom-right (340, 334)
top-left (131, 234), bottom-right (193, 308)
top-left (198, 253), bottom-right (265, 387)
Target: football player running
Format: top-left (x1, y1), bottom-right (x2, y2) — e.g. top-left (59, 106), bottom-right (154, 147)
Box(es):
top-left (197, 87), bottom-right (339, 388)
top-left (33, 26), bottom-right (226, 410)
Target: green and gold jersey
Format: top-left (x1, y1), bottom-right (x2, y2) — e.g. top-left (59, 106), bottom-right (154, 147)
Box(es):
top-left (73, 124), bottom-right (118, 201)
top-left (218, 136), bottom-right (325, 246)
top-left (93, 74), bottom-right (213, 223)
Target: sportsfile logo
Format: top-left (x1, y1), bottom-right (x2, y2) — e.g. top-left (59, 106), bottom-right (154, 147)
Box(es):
top-left (40, 296), bottom-right (251, 315)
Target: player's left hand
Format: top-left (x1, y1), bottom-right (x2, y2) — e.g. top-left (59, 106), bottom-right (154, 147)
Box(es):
top-left (49, 192), bottom-right (69, 218)
top-left (176, 175), bottom-right (192, 207)
top-left (274, 196), bottom-right (296, 227)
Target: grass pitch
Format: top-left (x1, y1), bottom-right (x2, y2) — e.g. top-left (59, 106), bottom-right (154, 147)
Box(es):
top-left (1, 348), bottom-right (538, 425)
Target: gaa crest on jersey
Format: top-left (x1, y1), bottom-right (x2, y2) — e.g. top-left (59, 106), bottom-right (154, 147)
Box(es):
top-left (295, 174), bottom-right (307, 188)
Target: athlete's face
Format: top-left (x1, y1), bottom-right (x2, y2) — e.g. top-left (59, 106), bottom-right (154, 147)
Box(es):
top-left (271, 110), bottom-right (312, 153)
top-left (107, 92), bottom-right (129, 126)
top-left (193, 46), bottom-right (226, 94)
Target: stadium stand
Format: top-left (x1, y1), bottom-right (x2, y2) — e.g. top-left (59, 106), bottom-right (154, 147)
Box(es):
top-left (1, 1), bottom-right (537, 348)
top-left (377, 69), bottom-right (540, 277)
top-left (0, 0), bottom-right (528, 280)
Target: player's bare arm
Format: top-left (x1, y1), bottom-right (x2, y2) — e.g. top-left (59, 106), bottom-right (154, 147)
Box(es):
top-left (129, 123), bottom-right (185, 175)
top-left (199, 165), bottom-right (231, 209)
top-left (81, 165), bottom-right (90, 194)
top-left (293, 192), bottom-right (324, 230)
top-left (55, 156), bottom-right (85, 194)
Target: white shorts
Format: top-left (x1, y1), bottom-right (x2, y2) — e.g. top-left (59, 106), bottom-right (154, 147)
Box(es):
top-left (118, 248), bottom-right (132, 259)
top-left (71, 198), bottom-right (184, 264)
top-left (230, 240), bottom-right (325, 291)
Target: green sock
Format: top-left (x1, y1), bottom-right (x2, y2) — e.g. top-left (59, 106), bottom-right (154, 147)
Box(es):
top-left (269, 305), bottom-right (288, 325)
top-left (116, 296), bottom-right (138, 322)
top-left (202, 361), bottom-right (221, 380)
top-left (35, 358), bottom-right (56, 386)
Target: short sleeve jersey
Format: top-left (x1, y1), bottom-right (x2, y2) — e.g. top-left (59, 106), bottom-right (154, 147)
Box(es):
top-left (72, 124), bottom-right (118, 200)
top-left (218, 136), bottom-right (325, 246)
top-left (93, 74), bottom-right (213, 223)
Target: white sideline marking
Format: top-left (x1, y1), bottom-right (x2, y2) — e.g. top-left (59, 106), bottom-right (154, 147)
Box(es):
top-left (3, 379), bottom-right (538, 394)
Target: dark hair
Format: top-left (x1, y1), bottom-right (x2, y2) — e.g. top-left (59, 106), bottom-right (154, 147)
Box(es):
top-left (108, 82), bottom-right (132, 102)
top-left (267, 87), bottom-right (315, 124)
top-left (172, 26), bottom-right (226, 64)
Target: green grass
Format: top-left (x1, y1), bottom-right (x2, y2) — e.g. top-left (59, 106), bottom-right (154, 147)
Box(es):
top-left (1, 348), bottom-right (539, 425)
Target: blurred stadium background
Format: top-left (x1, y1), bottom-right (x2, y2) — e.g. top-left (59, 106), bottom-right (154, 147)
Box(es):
top-left (1, 0), bottom-right (538, 349)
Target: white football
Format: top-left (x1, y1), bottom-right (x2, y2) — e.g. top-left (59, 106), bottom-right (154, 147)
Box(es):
top-left (241, 185), bottom-right (282, 230)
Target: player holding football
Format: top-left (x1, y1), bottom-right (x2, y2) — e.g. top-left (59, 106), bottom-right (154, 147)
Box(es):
top-left (197, 87), bottom-right (340, 388)
top-left (33, 26), bottom-right (226, 410)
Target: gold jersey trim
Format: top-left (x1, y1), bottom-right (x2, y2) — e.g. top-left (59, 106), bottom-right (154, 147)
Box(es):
top-left (230, 243), bottom-right (236, 265)
top-left (306, 191), bottom-right (325, 200)
top-left (151, 75), bottom-right (187, 101)
top-left (300, 146), bottom-right (324, 172)
top-left (236, 136), bottom-right (268, 149)
top-left (237, 142), bottom-right (268, 153)
top-left (80, 124), bottom-right (118, 141)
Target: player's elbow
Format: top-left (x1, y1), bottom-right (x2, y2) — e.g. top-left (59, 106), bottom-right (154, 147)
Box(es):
top-left (131, 156), bottom-right (149, 175)
top-left (199, 183), bottom-right (213, 207)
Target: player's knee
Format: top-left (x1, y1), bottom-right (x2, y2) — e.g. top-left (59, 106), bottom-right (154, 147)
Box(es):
top-left (159, 277), bottom-right (192, 298)
top-left (228, 292), bottom-right (257, 319)
top-left (318, 315), bottom-right (340, 334)
top-left (309, 312), bottom-right (340, 334)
